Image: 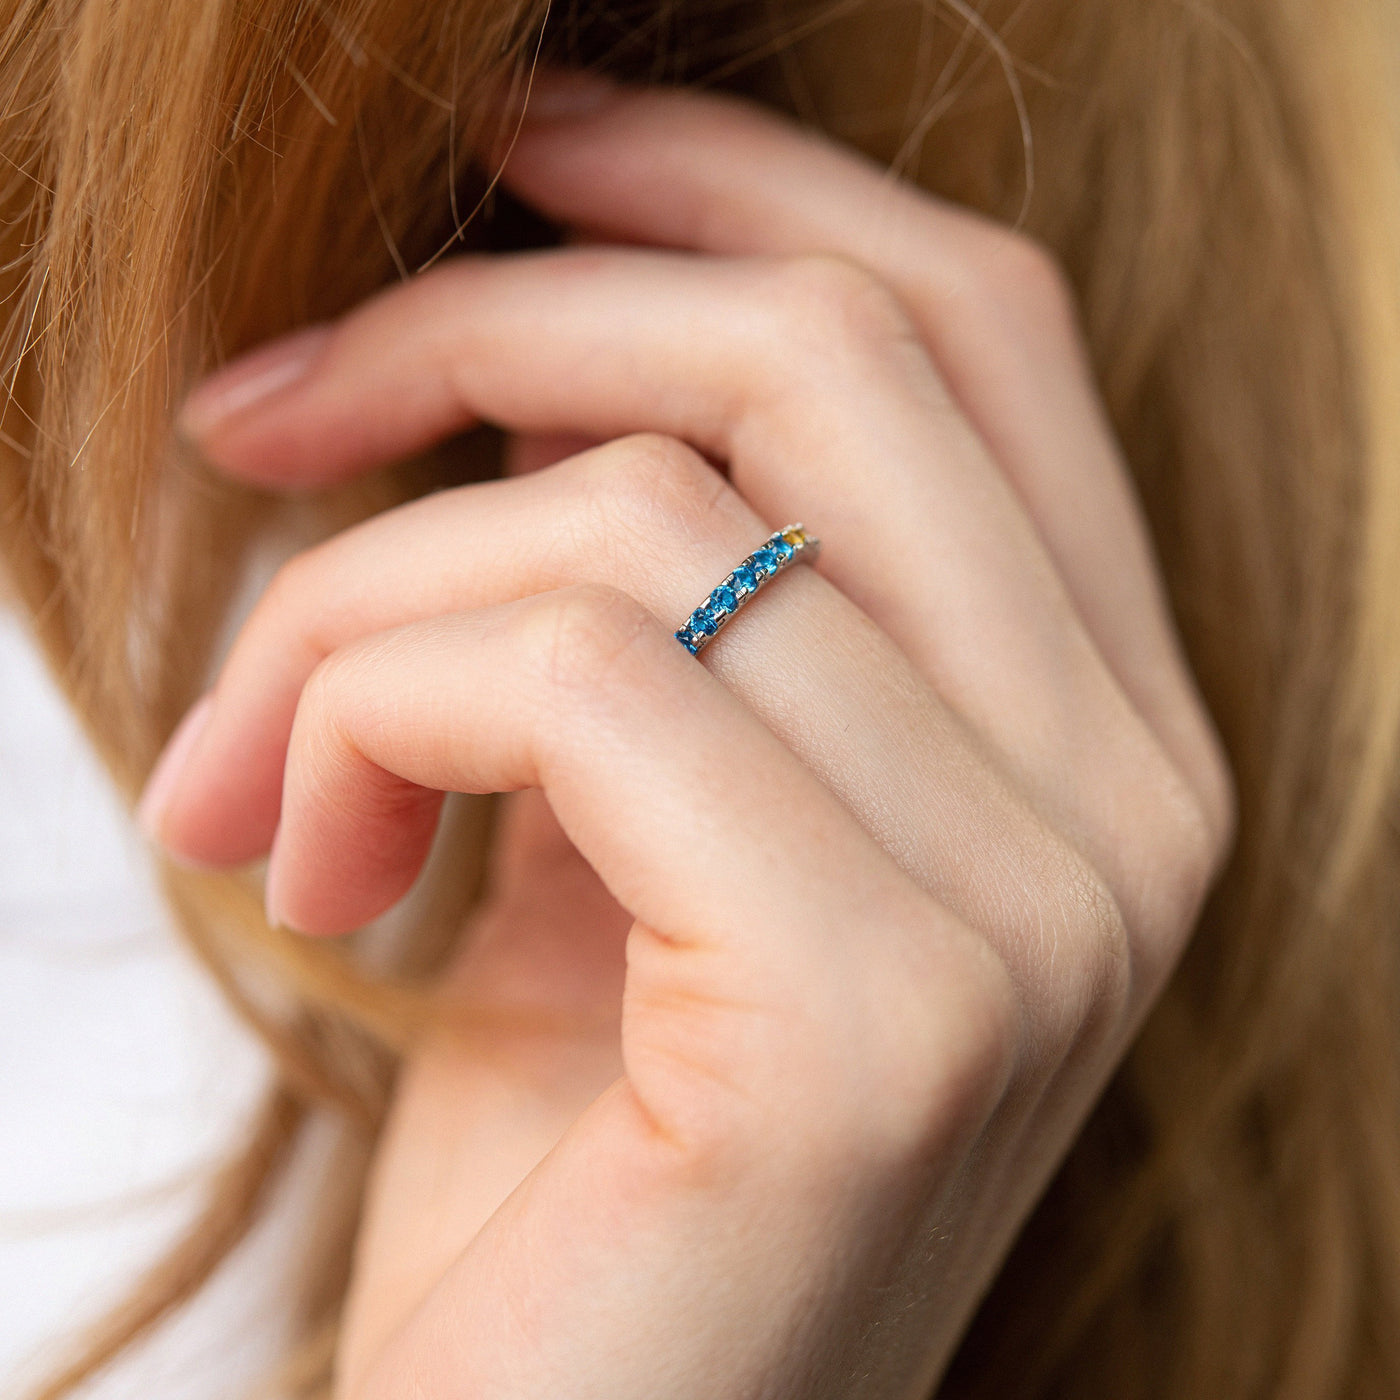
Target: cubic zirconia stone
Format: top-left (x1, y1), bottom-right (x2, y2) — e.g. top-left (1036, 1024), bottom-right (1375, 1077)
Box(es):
top-left (770, 536), bottom-right (795, 562)
top-left (711, 584), bottom-right (738, 612)
top-left (781, 528), bottom-right (805, 547)
top-left (731, 564), bottom-right (757, 594)
top-left (691, 608), bottom-right (719, 637)
top-left (751, 548), bottom-right (778, 576)
top-left (675, 629), bottom-right (700, 654)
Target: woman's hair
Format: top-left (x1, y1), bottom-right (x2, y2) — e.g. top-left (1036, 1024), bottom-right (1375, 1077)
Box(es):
top-left (6, 0), bottom-right (1400, 1395)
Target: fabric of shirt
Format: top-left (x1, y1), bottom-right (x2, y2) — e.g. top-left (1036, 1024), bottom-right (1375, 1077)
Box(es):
top-left (0, 606), bottom-right (294, 1399)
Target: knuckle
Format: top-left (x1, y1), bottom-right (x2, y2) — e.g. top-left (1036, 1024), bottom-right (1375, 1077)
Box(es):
top-left (294, 642), bottom-right (366, 742)
top-left (1195, 743), bottom-right (1239, 872)
top-left (296, 646), bottom-right (342, 719)
top-left (257, 546), bottom-right (320, 623)
top-left (782, 912), bottom-right (1022, 1172)
top-left (627, 903), bottom-right (1021, 1184)
top-left (250, 542), bottom-right (347, 666)
top-left (585, 432), bottom-right (729, 542)
top-left (977, 227), bottom-right (1078, 329)
top-left (285, 654), bottom-right (356, 791)
top-left (1033, 841), bottom-right (1134, 1057)
top-left (759, 253), bottom-right (919, 370)
top-left (866, 919), bottom-right (1020, 1157)
top-left (528, 583), bottom-right (657, 699)
top-left (1132, 761), bottom-right (1229, 982)
top-left (993, 228), bottom-right (1071, 296)
top-left (1065, 858), bottom-right (1134, 1020)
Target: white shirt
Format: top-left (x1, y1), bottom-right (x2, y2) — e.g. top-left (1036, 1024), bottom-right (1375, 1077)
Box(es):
top-left (0, 606), bottom-right (297, 1398)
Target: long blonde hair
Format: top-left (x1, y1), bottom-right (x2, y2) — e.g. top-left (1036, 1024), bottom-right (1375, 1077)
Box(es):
top-left (5, 0), bottom-right (1400, 1395)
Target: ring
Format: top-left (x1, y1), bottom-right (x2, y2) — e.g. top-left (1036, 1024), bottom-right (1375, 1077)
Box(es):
top-left (675, 524), bottom-right (821, 655)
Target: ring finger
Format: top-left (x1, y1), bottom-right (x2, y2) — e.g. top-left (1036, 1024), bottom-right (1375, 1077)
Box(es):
top-left (145, 433), bottom-right (1136, 1035)
top-left (177, 249), bottom-right (1188, 922)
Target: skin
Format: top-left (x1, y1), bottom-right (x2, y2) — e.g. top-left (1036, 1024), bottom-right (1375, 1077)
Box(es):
top-left (139, 74), bottom-right (1235, 1400)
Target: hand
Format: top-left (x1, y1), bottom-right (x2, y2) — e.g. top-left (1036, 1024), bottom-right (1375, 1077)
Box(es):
top-left (142, 77), bottom-right (1233, 1400)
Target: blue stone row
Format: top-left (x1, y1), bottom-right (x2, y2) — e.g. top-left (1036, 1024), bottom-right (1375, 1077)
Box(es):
top-left (675, 530), bottom-right (799, 655)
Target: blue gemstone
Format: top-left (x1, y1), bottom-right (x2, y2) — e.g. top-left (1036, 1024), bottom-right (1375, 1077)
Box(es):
top-left (770, 535), bottom-right (795, 561)
top-left (691, 607), bottom-right (719, 636)
top-left (751, 547), bottom-right (779, 576)
top-left (675, 628), bottom-right (700, 654)
top-left (731, 564), bottom-right (757, 594)
top-left (711, 584), bottom-right (738, 613)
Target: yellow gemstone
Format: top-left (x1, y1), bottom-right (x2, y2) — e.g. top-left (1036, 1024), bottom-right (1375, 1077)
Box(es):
top-left (781, 528), bottom-right (805, 547)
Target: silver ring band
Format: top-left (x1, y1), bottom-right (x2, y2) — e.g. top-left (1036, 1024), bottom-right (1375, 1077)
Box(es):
top-left (675, 524), bottom-right (821, 656)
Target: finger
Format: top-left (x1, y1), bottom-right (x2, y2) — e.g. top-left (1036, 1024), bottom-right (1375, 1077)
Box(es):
top-left (173, 248), bottom-right (1210, 910)
top-left (294, 590), bottom-right (1017, 1400)
top-left (147, 421), bottom-right (1208, 998)
top-left (272, 585), bottom-right (1021, 1263)
top-left (151, 431), bottom-right (1150, 1005)
top-left (265, 581), bottom-right (935, 977)
top-left (145, 434), bottom-right (925, 864)
top-left (499, 83), bottom-right (1230, 836)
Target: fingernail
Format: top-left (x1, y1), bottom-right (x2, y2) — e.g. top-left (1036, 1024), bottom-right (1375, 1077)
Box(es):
top-left (177, 325), bottom-right (332, 441)
top-left (137, 694), bottom-right (215, 841)
top-left (522, 68), bottom-right (616, 121)
top-left (263, 843), bottom-right (296, 932)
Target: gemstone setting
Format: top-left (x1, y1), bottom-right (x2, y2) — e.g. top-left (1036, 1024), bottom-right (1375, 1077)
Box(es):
top-left (672, 524), bottom-right (819, 656)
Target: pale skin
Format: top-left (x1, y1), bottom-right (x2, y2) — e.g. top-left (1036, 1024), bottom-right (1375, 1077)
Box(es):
top-left (138, 73), bottom-right (1235, 1400)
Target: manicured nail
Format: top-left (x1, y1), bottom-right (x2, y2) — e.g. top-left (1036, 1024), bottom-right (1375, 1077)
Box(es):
top-left (522, 68), bottom-right (616, 121)
top-left (137, 694), bottom-right (215, 841)
top-left (177, 324), bottom-right (332, 441)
